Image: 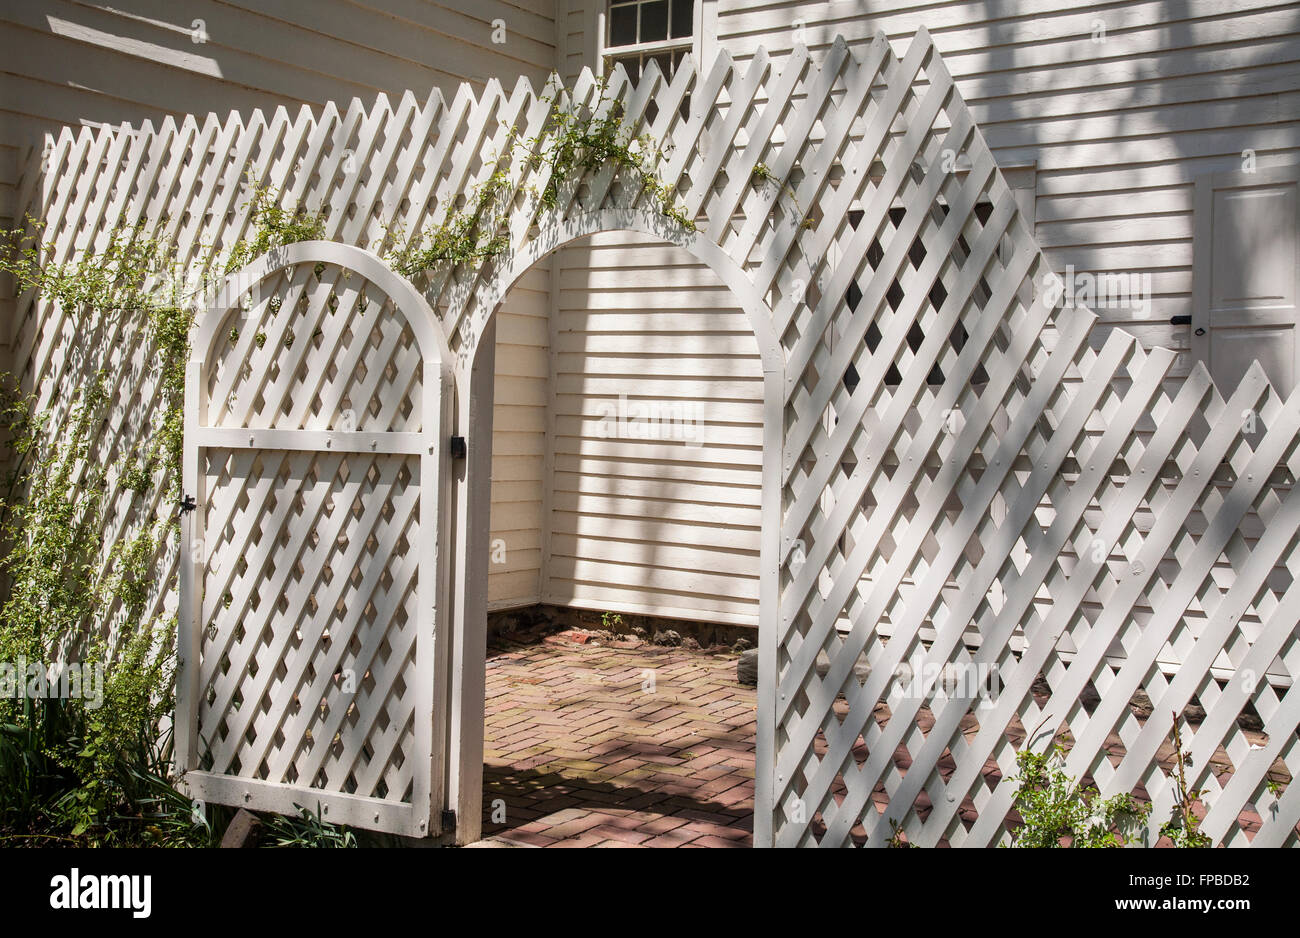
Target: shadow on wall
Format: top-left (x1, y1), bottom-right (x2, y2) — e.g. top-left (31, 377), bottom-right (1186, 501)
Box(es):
top-left (485, 231), bottom-right (766, 627)
top-left (783, 0), bottom-right (1300, 374)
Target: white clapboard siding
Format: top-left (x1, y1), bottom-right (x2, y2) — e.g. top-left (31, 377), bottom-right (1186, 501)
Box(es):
top-left (544, 230), bottom-right (765, 623)
top-left (0, 0), bottom-right (556, 219)
top-left (489, 264), bottom-right (549, 609)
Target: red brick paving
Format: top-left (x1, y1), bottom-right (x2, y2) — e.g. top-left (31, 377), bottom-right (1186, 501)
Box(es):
top-left (477, 635), bottom-right (755, 847)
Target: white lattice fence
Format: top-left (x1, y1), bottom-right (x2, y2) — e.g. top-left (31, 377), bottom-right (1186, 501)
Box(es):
top-left (9, 27), bottom-right (1300, 845)
top-left (766, 34), bottom-right (1300, 848)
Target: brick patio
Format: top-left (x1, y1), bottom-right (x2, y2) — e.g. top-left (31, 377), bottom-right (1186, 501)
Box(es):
top-left (476, 634), bottom-right (756, 847)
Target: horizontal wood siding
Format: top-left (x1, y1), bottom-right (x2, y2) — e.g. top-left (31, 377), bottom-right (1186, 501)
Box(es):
top-left (0, 0), bottom-right (557, 216)
top-left (490, 265), bottom-right (550, 608)
top-left (545, 232), bottom-right (764, 625)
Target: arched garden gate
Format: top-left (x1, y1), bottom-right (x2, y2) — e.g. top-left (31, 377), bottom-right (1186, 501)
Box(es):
top-left (174, 29), bottom-right (1300, 847)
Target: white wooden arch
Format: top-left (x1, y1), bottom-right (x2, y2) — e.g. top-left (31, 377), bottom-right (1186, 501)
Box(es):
top-left (12, 27), bottom-right (1300, 848)
top-left (444, 207), bottom-right (784, 844)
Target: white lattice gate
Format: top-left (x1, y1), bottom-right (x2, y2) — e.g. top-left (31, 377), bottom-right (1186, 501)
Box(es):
top-left (176, 241), bottom-right (454, 838)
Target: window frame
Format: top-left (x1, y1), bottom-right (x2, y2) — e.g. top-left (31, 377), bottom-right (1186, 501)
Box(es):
top-left (599, 0), bottom-right (701, 81)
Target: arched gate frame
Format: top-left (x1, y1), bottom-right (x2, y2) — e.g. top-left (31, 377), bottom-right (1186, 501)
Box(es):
top-left (179, 241), bottom-right (454, 838)
top-left (148, 28), bottom-right (1300, 846)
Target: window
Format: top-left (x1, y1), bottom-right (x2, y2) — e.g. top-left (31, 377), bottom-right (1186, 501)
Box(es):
top-left (1192, 163), bottom-right (1300, 395)
top-left (605, 0), bottom-right (695, 83)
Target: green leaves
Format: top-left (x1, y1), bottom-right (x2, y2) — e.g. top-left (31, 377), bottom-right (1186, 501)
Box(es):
top-left (224, 181), bottom-right (327, 273)
top-left (389, 77), bottom-right (696, 280)
top-left (1009, 745), bottom-right (1149, 848)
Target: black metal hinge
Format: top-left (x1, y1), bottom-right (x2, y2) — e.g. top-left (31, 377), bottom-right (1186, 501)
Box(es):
top-left (449, 436), bottom-right (467, 460)
top-left (441, 809), bottom-right (457, 833)
top-left (178, 494), bottom-right (197, 514)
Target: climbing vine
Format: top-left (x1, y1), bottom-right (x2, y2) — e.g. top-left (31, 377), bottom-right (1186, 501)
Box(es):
top-left (0, 183), bottom-right (326, 840)
top-left (389, 77), bottom-right (695, 275)
top-left (750, 162), bottom-right (816, 230)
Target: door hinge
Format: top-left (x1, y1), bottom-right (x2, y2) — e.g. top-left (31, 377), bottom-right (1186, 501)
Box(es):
top-left (441, 809), bottom-right (457, 833)
top-left (178, 494), bottom-right (197, 514)
top-left (449, 436), bottom-right (467, 460)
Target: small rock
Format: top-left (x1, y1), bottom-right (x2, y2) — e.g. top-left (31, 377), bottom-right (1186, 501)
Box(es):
top-left (682, 636), bottom-right (700, 651)
top-left (737, 649), bottom-right (759, 686)
top-left (731, 636), bottom-right (754, 653)
top-left (652, 629), bottom-right (683, 647)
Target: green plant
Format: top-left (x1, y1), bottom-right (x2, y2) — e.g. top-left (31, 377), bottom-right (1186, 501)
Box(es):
top-left (747, 161), bottom-right (815, 231)
top-left (263, 803), bottom-right (358, 848)
top-left (1009, 743), bottom-right (1148, 848)
top-left (389, 77), bottom-right (696, 277)
top-left (1160, 713), bottom-right (1212, 847)
top-left (601, 611), bottom-right (624, 631)
top-left (0, 696), bottom-right (213, 846)
top-left (0, 184), bottom-right (326, 844)
top-left (224, 181), bottom-right (327, 272)
top-left (887, 818), bottom-right (915, 848)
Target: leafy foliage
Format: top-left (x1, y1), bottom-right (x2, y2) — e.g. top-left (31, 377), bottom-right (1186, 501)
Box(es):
top-left (389, 77), bottom-right (695, 275)
top-left (0, 696), bottom-right (214, 846)
top-left (0, 184), bottom-right (324, 843)
top-left (1009, 744), bottom-right (1149, 848)
top-left (224, 182), bottom-right (327, 272)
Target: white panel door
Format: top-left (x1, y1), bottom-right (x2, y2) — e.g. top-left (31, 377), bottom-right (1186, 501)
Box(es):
top-left (1193, 164), bottom-right (1300, 395)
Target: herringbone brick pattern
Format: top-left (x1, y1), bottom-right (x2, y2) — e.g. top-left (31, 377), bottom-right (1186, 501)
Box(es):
top-left (478, 635), bottom-right (755, 847)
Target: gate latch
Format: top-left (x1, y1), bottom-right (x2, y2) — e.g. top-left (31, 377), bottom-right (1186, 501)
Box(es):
top-left (178, 494), bottom-right (197, 515)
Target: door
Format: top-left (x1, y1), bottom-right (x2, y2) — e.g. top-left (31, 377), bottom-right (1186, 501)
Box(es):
top-left (1192, 163), bottom-right (1300, 395)
top-left (177, 242), bottom-right (452, 839)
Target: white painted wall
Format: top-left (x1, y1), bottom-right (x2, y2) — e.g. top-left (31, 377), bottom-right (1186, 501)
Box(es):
top-left (544, 232), bottom-right (764, 624)
top-left (489, 266), bottom-right (549, 609)
top-left (0, 0), bottom-right (557, 216)
top-left (709, 0), bottom-right (1300, 376)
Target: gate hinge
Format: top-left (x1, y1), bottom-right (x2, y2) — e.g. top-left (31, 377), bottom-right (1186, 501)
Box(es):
top-left (178, 494), bottom-right (197, 514)
top-left (449, 436), bottom-right (467, 460)
top-left (441, 809), bottom-right (457, 833)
